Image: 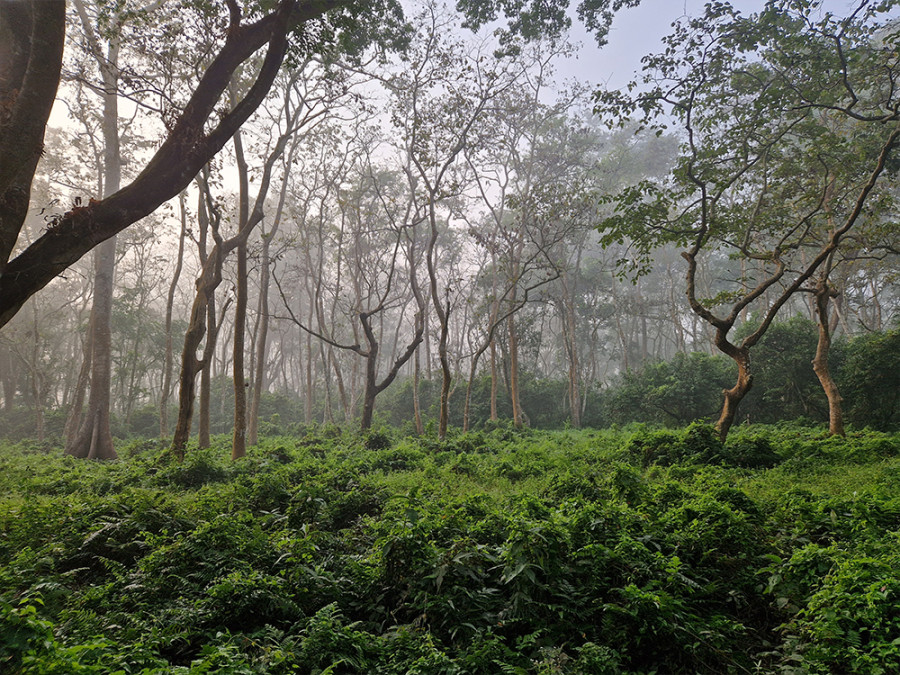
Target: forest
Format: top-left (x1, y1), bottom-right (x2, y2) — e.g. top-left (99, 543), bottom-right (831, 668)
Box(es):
top-left (1, 0), bottom-right (898, 672)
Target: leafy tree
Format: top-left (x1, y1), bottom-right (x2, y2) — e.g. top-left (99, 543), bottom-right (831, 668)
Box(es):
top-left (596, 0), bottom-right (900, 440)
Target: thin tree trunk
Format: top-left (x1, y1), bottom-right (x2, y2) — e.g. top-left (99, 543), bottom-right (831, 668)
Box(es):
top-left (160, 194), bottom-right (187, 436)
top-left (413, 347), bottom-right (423, 434)
top-left (231, 126), bottom-right (250, 459)
top-left (508, 310), bottom-right (522, 428)
top-left (247, 232), bottom-right (270, 446)
top-left (29, 301), bottom-right (44, 442)
top-left (232, 239), bottom-right (248, 458)
top-left (64, 322), bottom-right (92, 445)
top-left (489, 340), bottom-right (499, 421)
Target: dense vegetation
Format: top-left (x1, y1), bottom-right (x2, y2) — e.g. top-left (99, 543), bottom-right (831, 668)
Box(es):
top-left (2, 423), bottom-right (898, 673)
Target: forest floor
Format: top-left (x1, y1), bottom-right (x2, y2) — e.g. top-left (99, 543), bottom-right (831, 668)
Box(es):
top-left (1, 422), bottom-right (899, 674)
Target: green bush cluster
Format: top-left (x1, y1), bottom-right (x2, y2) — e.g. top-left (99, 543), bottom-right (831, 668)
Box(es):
top-left (1, 425), bottom-right (898, 673)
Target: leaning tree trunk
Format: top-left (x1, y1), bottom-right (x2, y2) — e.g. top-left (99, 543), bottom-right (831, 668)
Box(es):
top-left (812, 277), bottom-right (844, 436)
top-left (714, 340), bottom-right (753, 442)
top-left (171, 241), bottom-right (227, 460)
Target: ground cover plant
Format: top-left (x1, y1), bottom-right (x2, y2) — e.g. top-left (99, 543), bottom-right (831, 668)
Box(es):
top-left (1, 424), bottom-right (899, 674)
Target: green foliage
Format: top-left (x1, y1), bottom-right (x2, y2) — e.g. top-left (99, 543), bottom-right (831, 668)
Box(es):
top-left (841, 328), bottom-right (900, 431)
top-left (1, 425), bottom-right (898, 672)
top-left (624, 422), bottom-right (780, 469)
top-left (602, 352), bottom-right (736, 426)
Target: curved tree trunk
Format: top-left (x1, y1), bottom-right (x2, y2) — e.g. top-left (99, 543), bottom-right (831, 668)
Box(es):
top-left (812, 278), bottom-right (844, 436)
top-left (714, 342), bottom-right (752, 442)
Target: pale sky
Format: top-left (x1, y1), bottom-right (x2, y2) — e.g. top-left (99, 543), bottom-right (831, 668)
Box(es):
top-left (560, 0), bottom-right (870, 89)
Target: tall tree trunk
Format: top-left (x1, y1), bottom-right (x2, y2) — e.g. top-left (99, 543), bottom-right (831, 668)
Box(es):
top-left (413, 348), bottom-right (424, 434)
top-left (231, 127), bottom-right (250, 460)
top-left (489, 339), bottom-right (499, 421)
top-left (812, 277), bottom-right (845, 436)
top-left (160, 193), bottom-right (187, 437)
top-left (425, 204), bottom-right (452, 439)
top-left (508, 309), bottom-right (523, 428)
top-left (232, 238), bottom-right (248, 459)
top-left (66, 4), bottom-right (120, 459)
top-left (198, 292), bottom-right (218, 448)
top-left (248, 126), bottom-right (296, 444)
top-left (247, 232), bottom-right (271, 446)
top-left (561, 270), bottom-right (580, 428)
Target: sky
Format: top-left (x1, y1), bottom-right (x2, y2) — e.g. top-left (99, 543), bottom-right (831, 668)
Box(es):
top-left (559, 0), bottom-right (869, 89)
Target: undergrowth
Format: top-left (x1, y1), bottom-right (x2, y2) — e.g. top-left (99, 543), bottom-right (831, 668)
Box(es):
top-left (1, 424), bottom-right (898, 673)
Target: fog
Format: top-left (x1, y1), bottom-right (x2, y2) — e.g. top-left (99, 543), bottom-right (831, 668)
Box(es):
top-left (1, 0), bottom-right (897, 453)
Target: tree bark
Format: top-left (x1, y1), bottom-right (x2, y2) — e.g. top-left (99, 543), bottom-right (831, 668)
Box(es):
top-left (232, 237), bottom-right (248, 459)
top-left (0, 1), bottom-right (66, 273)
top-left (231, 126), bottom-right (250, 460)
top-left (160, 193), bottom-right (187, 437)
top-left (66, 238), bottom-right (117, 459)
top-left (812, 277), bottom-right (844, 436)
top-left (714, 340), bottom-right (752, 442)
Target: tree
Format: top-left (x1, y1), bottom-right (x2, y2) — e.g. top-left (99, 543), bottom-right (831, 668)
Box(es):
top-left (596, 0), bottom-right (900, 440)
top-left (277, 145), bottom-right (427, 431)
top-left (1, 0), bottom-right (641, 330)
top-left (389, 2), bottom-right (546, 438)
top-left (0, 0), bottom-right (388, 326)
top-left (65, 0), bottom-right (128, 459)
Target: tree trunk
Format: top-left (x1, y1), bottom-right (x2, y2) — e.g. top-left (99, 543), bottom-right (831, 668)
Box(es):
top-left (508, 311), bottom-right (523, 428)
top-left (28, 301), bottom-right (45, 442)
top-left (65, 7), bottom-right (120, 459)
top-left (360, 329), bottom-right (379, 431)
top-left (66, 237), bottom-right (117, 459)
top-left (171, 241), bottom-right (228, 460)
top-left (812, 278), bottom-right (844, 436)
top-left (231, 126), bottom-right (249, 460)
top-left (247, 233), bottom-right (270, 446)
top-left (714, 343), bottom-right (752, 442)
top-left (160, 193), bottom-right (187, 437)
top-left (232, 238), bottom-right (248, 459)
top-left (64, 323), bottom-right (92, 445)
top-left (489, 339), bottom-right (499, 421)
top-left (561, 271), bottom-right (580, 428)
top-left (413, 348), bottom-right (424, 435)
